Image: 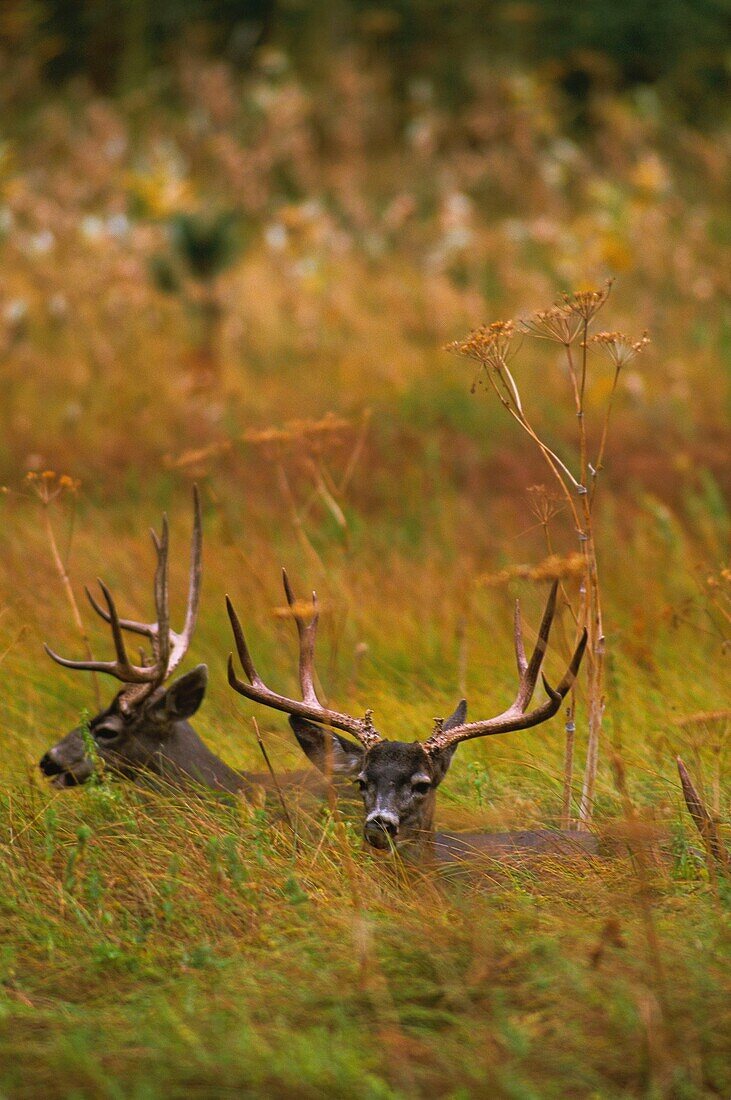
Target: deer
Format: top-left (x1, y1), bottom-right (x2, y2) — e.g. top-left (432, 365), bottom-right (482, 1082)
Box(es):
top-left (39, 491), bottom-right (330, 803)
top-left (226, 571), bottom-right (595, 862)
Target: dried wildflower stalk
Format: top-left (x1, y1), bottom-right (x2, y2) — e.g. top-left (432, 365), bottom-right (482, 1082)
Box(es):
top-left (477, 552), bottom-right (585, 588)
top-left (450, 281), bottom-right (650, 828)
top-left (25, 473), bottom-right (101, 708)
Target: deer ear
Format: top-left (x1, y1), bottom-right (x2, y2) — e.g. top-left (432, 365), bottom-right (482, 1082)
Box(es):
top-left (443, 699), bottom-right (467, 731)
top-left (289, 716), bottom-right (364, 776)
top-left (155, 665), bottom-right (208, 720)
top-left (429, 744), bottom-right (458, 784)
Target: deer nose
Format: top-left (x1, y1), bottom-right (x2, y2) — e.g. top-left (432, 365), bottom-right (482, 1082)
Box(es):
top-left (39, 752), bottom-right (63, 777)
top-left (364, 812), bottom-right (399, 849)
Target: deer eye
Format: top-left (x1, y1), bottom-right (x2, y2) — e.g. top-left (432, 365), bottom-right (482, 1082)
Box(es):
top-left (355, 776), bottom-right (367, 792)
top-left (411, 780), bottom-right (431, 796)
top-left (94, 726), bottom-right (119, 742)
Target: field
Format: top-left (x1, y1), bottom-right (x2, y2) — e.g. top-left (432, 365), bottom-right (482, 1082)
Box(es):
top-left (0, 28), bottom-right (729, 1099)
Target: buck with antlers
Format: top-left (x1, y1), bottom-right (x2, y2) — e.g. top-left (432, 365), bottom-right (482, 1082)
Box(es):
top-left (39, 489), bottom-right (233, 789)
top-left (39, 493), bottom-right (356, 804)
top-left (227, 572), bottom-right (593, 859)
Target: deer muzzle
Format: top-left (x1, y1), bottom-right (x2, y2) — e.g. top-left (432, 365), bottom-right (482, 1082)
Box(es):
top-left (39, 734), bottom-right (94, 787)
top-left (364, 809), bottom-right (399, 849)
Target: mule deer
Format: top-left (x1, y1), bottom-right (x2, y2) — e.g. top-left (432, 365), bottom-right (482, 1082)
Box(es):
top-left (227, 572), bottom-right (593, 859)
top-left (40, 491), bottom-right (326, 801)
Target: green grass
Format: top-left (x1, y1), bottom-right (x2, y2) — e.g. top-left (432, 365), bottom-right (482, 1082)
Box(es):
top-left (0, 776), bottom-right (728, 1098)
top-left (0, 474), bottom-right (728, 1097)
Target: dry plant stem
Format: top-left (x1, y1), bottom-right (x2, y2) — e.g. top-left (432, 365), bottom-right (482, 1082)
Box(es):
top-left (711, 741), bottom-right (722, 817)
top-left (499, 362), bottom-right (524, 415)
top-left (590, 364), bottom-right (622, 510)
top-left (313, 464), bottom-right (348, 532)
top-left (339, 407), bottom-right (372, 495)
top-left (536, 506), bottom-right (576, 827)
top-left (564, 343), bottom-right (581, 419)
top-left (0, 625), bottom-right (26, 667)
top-left (487, 358), bottom-right (604, 827)
top-left (577, 494), bottom-right (604, 827)
top-left (484, 368), bottom-right (583, 506)
top-left (251, 717), bottom-right (297, 848)
top-left (560, 335), bottom-right (605, 827)
top-left (561, 701), bottom-right (575, 829)
top-left (537, 508), bottom-right (577, 826)
top-left (41, 505), bottom-right (101, 709)
top-left (456, 611), bottom-right (469, 699)
top-left (562, 341), bottom-right (591, 650)
top-left (276, 463), bottom-right (326, 576)
top-left (579, 321), bottom-right (589, 481)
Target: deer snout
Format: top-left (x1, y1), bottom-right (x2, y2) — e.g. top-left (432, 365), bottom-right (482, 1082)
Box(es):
top-left (39, 750), bottom-right (84, 787)
top-left (364, 810), bottom-right (399, 849)
top-left (39, 750), bottom-right (63, 777)
top-left (39, 738), bottom-right (93, 786)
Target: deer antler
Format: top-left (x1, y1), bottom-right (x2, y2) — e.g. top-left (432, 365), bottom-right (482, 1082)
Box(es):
top-left (423, 581), bottom-right (587, 754)
top-left (677, 756), bottom-right (729, 867)
top-left (226, 570), bottom-right (382, 749)
top-left (45, 487), bottom-right (203, 711)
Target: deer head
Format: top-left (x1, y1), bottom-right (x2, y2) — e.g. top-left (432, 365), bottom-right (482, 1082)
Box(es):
top-left (38, 490), bottom-right (233, 790)
top-left (226, 573), bottom-right (587, 851)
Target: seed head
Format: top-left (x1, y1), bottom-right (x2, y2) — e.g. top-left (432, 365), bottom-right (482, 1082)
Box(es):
top-left (526, 484), bottom-right (565, 525)
top-left (560, 279), bottom-right (613, 323)
top-left (445, 320), bottom-right (517, 372)
top-left (591, 330), bottom-right (650, 368)
top-left (477, 552), bottom-right (586, 588)
top-left (520, 306), bottom-right (583, 346)
top-left (23, 470), bottom-right (80, 503)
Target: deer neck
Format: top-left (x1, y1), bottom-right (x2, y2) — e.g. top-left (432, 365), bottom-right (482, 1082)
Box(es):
top-left (152, 721), bottom-right (246, 794)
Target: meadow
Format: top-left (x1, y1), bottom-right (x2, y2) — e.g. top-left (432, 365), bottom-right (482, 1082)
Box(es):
top-left (0, 40), bottom-right (729, 1098)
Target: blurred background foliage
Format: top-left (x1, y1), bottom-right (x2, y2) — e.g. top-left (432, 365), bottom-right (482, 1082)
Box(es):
top-left (2, 0), bottom-right (730, 123)
top-left (0, 0), bottom-right (729, 508)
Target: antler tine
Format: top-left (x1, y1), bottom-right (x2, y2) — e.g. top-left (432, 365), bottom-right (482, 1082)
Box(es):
top-left (226, 594), bottom-right (263, 686)
top-left (423, 581), bottom-right (586, 754)
top-left (677, 756), bottom-right (729, 866)
top-left (43, 642), bottom-right (154, 679)
top-left (83, 504), bottom-right (193, 685)
top-left (84, 585), bottom-right (155, 639)
top-left (164, 486), bottom-right (203, 677)
top-left (182, 484), bottom-right (203, 644)
top-left (226, 584), bottom-right (382, 747)
top-left (152, 513), bottom-right (171, 675)
top-left (282, 568), bottom-right (321, 707)
top-left (45, 491), bottom-right (204, 702)
top-left (96, 579), bottom-right (133, 669)
top-left (514, 600), bottom-right (528, 678)
top-left (45, 574), bottom-right (161, 685)
top-left (515, 579), bottom-right (558, 710)
top-left (543, 625), bottom-right (587, 700)
top-left (44, 612), bottom-right (160, 684)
